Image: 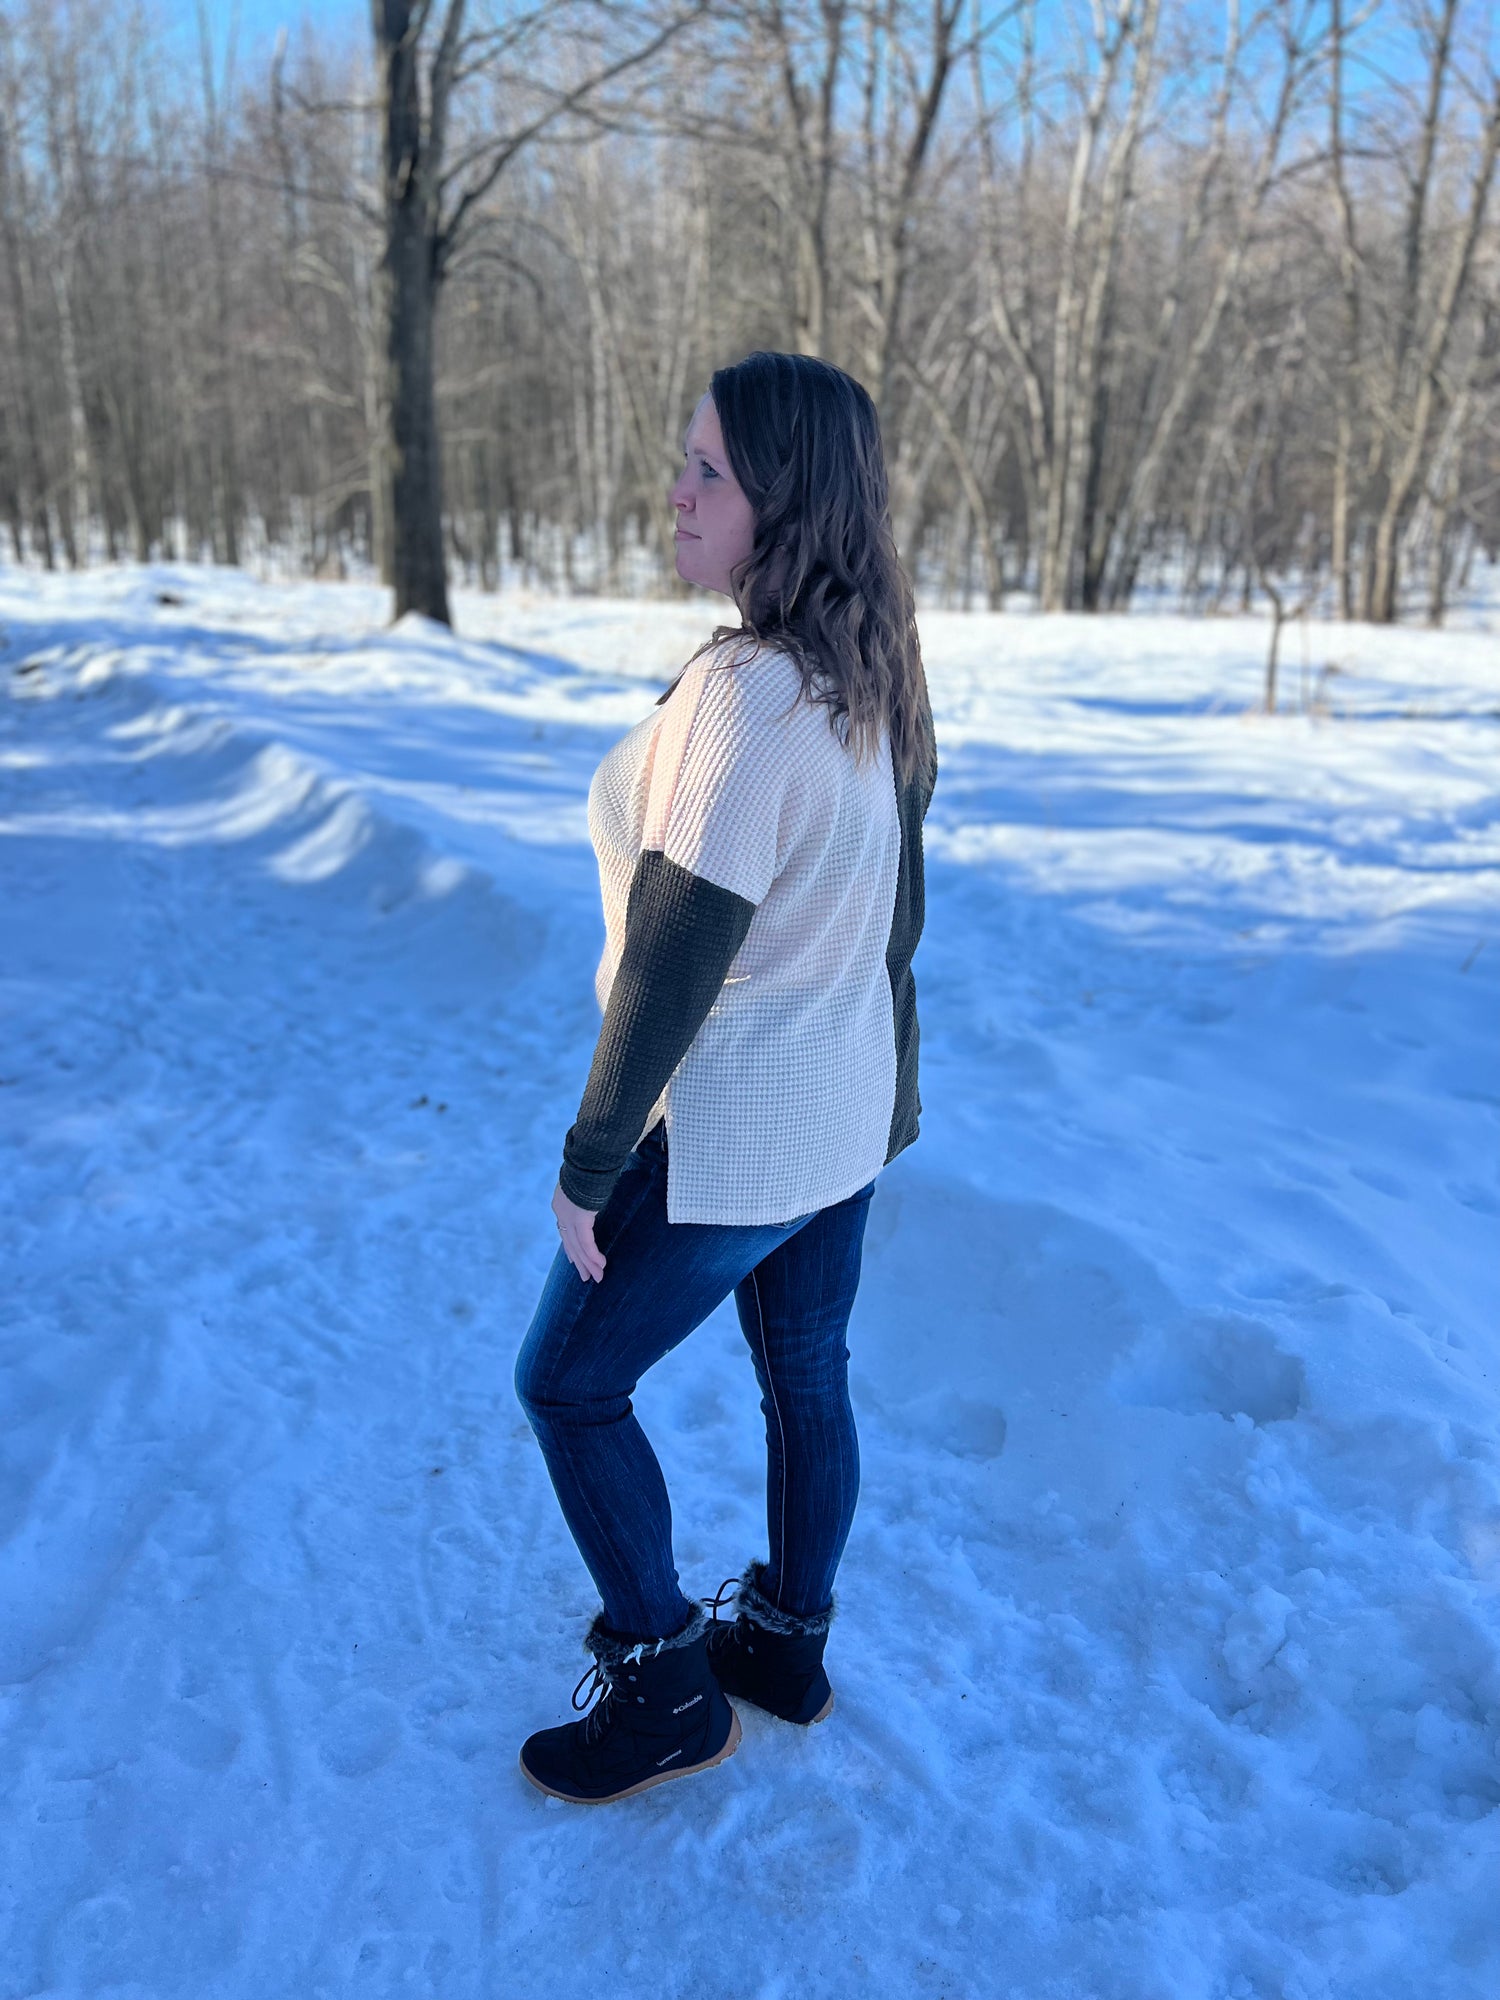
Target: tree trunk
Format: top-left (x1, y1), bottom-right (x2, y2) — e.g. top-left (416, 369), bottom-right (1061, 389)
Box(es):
top-left (50, 251), bottom-right (91, 566)
top-left (374, 0), bottom-right (451, 625)
top-left (1329, 0), bottom-right (1361, 620)
top-left (0, 119), bottom-right (56, 568)
top-left (380, 206), bottom-right (449, 621)
top-left (1368, 74), bottom-right (1500, 622)
top-left (362, 285), bottom-right (394, 583)
top-left (1060, 0), bottom-right (1158, 613)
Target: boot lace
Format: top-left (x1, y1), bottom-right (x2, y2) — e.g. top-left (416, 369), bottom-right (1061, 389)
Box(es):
top-left (571, 1659), bottom-right (620, 1745)
top-left (703, 1578), bottom-right (751, 1657)
top-left (703, 1578), bottom-right (740, 1624)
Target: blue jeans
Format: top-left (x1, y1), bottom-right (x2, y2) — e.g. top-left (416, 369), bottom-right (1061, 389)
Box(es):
top-left (515, 1119), bottom-right (876, 1640)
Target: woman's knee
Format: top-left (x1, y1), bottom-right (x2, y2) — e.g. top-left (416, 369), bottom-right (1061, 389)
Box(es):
top-left (513, 1301), bottom-right (579, 1419)
top-left (514, 1321), bottom-right (627, 1429)
top-left (514, 1260), bottom-right (596, 1417)
top-left (513, 1336), bottom-right (545, 1421)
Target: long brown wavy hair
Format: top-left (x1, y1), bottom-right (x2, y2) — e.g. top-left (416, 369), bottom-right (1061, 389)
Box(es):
top-left (658, 351), bottom-right (938, 794)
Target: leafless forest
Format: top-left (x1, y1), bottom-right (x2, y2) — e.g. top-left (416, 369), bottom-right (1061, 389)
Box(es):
top-left (1, 0), bottom-right (1497, 623)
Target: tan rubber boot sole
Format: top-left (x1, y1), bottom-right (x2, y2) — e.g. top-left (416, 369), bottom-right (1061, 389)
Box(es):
top-left (520, 1705), bottom-right (742, 1805)
top-left (726, 1684), bottom-right (835, 1724)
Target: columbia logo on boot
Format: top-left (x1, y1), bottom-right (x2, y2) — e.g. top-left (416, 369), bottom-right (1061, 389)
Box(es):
top-left (671, 1694), bottom-right (703, 1715)
top-left (655, 1747), bottom-right (684, 1767)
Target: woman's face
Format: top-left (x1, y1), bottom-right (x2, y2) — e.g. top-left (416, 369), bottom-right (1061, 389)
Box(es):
top-left (669, 393), bottom-right (757, 601)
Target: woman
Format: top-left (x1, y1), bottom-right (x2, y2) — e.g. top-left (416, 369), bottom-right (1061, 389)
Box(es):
top-left (514, 350), bottom-right (938, 1804)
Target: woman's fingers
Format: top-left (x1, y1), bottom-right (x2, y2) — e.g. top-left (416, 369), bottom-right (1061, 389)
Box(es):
top-left (561, 1214), bottom-right (606, 1283)
top-left (552, 1183), bottom-right (607, 1284)
top-left (577, 1219), bottom-right (606, 1283)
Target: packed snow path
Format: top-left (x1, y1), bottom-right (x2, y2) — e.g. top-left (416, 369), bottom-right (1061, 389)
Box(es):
top-left (2, 568), bottom-right (1497, 1999)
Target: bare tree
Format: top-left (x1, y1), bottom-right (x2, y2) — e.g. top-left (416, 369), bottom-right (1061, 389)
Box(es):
top-left (369, 0), bottom-right (706, 624)
top-left (743, 0), bottom-right (850, 358)
top-left (1365, 27), bottom-right (1500, 619)
top-left (0, 56), bottom-right (55, 567)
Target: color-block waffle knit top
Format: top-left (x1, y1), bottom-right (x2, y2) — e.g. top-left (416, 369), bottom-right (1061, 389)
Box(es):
top-left (559, 636), bottom-right (934, 1226)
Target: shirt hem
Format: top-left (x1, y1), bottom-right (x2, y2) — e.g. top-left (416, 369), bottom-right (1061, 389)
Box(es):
top-left (664, 1162), bottom-right (886, 1228)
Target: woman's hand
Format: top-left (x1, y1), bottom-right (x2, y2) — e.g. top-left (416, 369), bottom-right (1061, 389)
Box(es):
top-left (552, 1183), bottom-right (607, 1284)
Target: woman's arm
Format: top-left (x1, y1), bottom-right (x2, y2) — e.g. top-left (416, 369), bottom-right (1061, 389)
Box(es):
top-left (558, 849), bottom-right (757, 1212)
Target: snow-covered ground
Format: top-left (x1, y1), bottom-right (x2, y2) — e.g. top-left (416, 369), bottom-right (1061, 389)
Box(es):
top-left (2, 564), bottom-right (1497, 1999)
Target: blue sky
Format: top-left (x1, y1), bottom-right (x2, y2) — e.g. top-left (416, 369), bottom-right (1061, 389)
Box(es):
top-left (155, 0), bottom-right (365, 70)
top-left (158, 0), bottom-right (1466, 105)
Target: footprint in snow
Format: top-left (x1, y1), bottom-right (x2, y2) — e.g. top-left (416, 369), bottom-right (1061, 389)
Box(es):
top-left (162, 1701), bottom-right (241, 1773)
top-left (318, 1689), bottom-right (403, 1777)
top-left (1112, 1311), bottom-right (1305, 1426)
top-left (50, 1893), bottom-right (137, 1987)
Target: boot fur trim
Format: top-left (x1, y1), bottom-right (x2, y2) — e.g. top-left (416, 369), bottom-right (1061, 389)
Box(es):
top-left (734, 1560), bottom-right (834, 1639)
top-left (585, 1602), bottom-right (708, 1670)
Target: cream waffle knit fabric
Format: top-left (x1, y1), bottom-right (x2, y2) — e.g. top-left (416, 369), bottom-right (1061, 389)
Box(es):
top-left (587, 636), bottom-right (902, 1225)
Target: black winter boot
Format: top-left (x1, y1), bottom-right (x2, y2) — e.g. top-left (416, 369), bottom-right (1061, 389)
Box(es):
top-left (519, 1605), bottom-right (741, 1804)
top-left (704, 1561), bottom-right (835, 1726)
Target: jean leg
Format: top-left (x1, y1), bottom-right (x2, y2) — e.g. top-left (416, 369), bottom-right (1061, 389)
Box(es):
top-left (515, 1136), bottom-right (810, 1638)
top-left (732, 1178), bottom-right (876, 1620)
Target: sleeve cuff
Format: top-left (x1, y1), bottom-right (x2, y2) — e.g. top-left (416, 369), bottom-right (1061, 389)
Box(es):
top-left (557, 1135), bottom-right (619, 1213)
